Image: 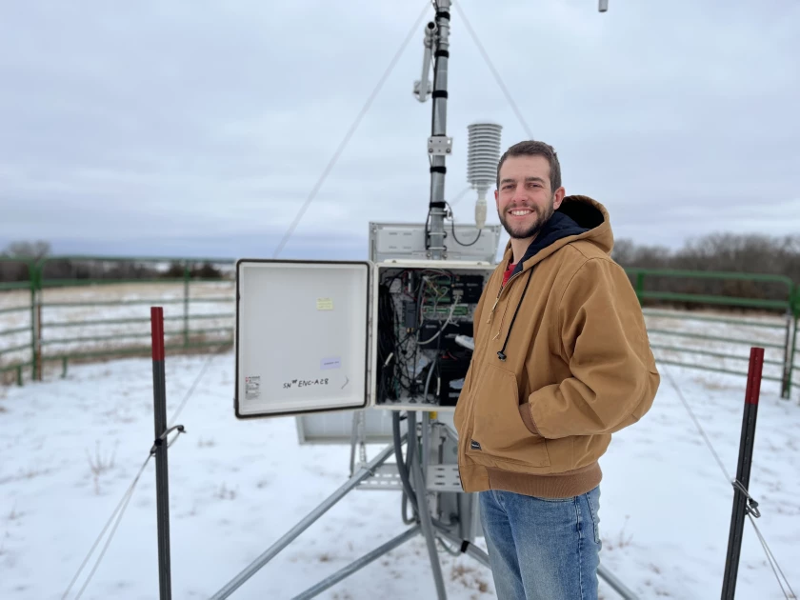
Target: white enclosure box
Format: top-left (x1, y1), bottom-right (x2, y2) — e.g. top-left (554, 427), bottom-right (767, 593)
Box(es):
top-left (295, 406), bottom-right (458, 445)
top-left (235, 258), bottom-right (496, 420)
top-left (235, 260), bottom-right (371, 418)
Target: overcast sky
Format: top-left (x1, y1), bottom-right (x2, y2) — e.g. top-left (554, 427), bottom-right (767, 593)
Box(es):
top-left (1, 0), bottom-right (798, 261)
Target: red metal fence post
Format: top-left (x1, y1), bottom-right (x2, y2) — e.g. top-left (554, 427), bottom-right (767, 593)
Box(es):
top-left (150, 307), bottom-right (172, 600)
top-left (721, 347), bottom-right (764, 599)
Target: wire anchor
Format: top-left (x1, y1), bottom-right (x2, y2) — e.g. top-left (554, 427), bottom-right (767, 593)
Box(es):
top-left (150, 424), bottom-right (187, 455)
top-left (731, 479), bottom-right (761, 518)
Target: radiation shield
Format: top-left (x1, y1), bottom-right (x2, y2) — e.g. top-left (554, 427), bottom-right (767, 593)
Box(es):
top-left (234, 259), bottom-right (372, 418)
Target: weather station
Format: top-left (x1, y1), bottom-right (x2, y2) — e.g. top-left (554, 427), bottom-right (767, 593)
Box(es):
top-left (216, 1), bottom-right (635, 599)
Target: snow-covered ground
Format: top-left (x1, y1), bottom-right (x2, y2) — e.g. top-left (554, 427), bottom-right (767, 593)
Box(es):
top-left (1, 350), bottom-right (798, 599)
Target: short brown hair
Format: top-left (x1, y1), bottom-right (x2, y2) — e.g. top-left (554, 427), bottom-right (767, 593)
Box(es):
top-left (496, 140), bottom-right (562, 192)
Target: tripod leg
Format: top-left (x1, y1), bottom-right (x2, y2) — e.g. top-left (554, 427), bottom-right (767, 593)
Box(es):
top-left (409, 412), bottom-right (448, 600)
top-left (432, 526), bottom-right (490, 568)
top-left (597, 564), bottom-right (638, 600)
top-left (292, 526), bottom-right (421, 600)
top-left (210, 441), bottom-right (398, 600)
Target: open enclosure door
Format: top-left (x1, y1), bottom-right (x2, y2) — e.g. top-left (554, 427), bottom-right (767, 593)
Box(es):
top-left (235, 259), bottom-right (371, 418)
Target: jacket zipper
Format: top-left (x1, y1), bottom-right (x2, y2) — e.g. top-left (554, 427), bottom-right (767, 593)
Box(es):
top-left (487, 268), bottom-right (526, 324)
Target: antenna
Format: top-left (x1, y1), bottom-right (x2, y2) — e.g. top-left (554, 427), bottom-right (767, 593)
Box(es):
top-left (466, 122), bottom-right (503, 230)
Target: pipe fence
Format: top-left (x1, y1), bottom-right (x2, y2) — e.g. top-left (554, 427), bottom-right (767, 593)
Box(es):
top-left (1, 258), bottom-right (799, 401)
top-left (0, 255), bottom-right (234, 383)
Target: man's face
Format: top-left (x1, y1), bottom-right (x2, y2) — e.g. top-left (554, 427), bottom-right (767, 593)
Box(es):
top-left (495, 155), bottom-right (565, 241)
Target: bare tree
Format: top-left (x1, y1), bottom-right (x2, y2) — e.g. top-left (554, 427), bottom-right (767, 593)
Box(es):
top-left (2, 240), bottom-right (51, 260)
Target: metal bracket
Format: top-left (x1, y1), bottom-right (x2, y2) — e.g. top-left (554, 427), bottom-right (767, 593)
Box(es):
top-left (428, 135), bottom-right (453, 155)
top-left (355, 462), bottom-right (462, 493)
top-left (426, 465), bottom-right (462, 492)
top-left (356, 463), bottom-right (404, 491)
top-left (414, 80), bottom-right (433, 101)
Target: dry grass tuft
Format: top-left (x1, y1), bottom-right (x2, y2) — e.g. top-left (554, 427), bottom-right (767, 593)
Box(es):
top-left (86, 440), bottom-right (117, 495)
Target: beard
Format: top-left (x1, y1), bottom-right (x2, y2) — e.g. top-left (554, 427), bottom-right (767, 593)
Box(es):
top-left (499, 196), bottom-right (555, 240)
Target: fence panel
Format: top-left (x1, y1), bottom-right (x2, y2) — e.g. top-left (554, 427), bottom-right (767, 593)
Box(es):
top-left (790, 290), bottom-right (800, 397)
top-left (0, 258), bottom-right (37, 384)
top-left (625, 268), bottom-right (796, 399)
top-left (35, 256), bottom-right (236, 380)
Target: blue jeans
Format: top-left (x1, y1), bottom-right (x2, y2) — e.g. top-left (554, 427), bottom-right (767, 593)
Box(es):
top-left (479, 487), bottom-right (602, 600)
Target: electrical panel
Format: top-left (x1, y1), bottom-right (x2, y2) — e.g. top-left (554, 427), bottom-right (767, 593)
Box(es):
top-left (374, 264), bottom-right (492, 411)
top-left (234, 258), bottom-right (494, 419)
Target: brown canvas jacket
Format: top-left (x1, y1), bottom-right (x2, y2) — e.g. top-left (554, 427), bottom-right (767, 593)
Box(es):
top-left (453, 195), bottom-right (660, 498)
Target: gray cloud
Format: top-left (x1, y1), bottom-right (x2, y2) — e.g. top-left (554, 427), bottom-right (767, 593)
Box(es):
top-left (0, 0), bottom-right (798, 259)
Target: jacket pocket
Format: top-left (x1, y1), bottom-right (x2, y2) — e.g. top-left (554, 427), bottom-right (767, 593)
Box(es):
top-left (467, 364), bottom-right (551, 468)
top-left (453, 363), bottom-right (475, 436)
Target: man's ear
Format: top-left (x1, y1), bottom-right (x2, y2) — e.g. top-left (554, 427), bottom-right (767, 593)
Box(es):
top-left (494, 188), bottom-right (499, 209)
top-left (552, 187), bottom-right (566, 210)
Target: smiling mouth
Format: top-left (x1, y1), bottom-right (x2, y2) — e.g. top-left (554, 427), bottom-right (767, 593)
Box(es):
top-left (508, 208), bottom-right (534, 217)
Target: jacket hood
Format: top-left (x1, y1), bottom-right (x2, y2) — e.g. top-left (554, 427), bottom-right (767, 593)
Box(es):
top-left (558, 195), bottom-right (612, 254)
top-left (502, 195), bottom-right (613, 270)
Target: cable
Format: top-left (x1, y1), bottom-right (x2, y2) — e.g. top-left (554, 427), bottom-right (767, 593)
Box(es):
top-left (418, 301), bottom-right (458, 346)
top-left (62, 353), bottom-right (214, 599)
top-left (451, 219), bottom-right (481, 246)
top-left (658, 359), bottom-right (797, 599)
top-left (401, 489), bottom-right (416, 525)
top-left (747, 513), bottom-right (797, 600)
top-left (392, 410), bottom-right (448, 531)
top-left (436, 535), bottom-right (463, 557)
top-left (272, 0), bottom-right (432, 258)
top-left (61, 455), bottom-right (151, 600)
top-left (452, 1), bottom-right (534, 139)
top-left (422, 352), bottom-right (438, 402)
top-left (72, 458), bottom-right (149, 600)
top-left (445, 202), bottom-right (481, 247)
top-left (168, 344), bottom-right (224, 428)
top-left (393, 411), bottom-right (419, 516)
top-left (660, 362), bottom-right (730, 481)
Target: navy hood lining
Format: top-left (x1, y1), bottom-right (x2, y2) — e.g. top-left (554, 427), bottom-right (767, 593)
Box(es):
top-left (510, 211), bottom-right (588, 276)
top-left (559, 199), bottom-right (605, 229)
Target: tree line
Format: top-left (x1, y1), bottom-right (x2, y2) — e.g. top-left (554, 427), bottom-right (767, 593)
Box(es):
top-left (610, 233), bottom-right (800, 310)
top-left (0, 241), bottom-right (228, 283)
top-left (2, 236), bottom-right (798, 310)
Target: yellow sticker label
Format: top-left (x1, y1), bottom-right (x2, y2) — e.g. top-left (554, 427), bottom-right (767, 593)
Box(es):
top-left (316, 297), bottom-right (334, 311)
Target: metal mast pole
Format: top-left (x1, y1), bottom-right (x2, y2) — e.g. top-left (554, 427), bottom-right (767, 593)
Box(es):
top-left (427, 0), bottom-right (452, 260)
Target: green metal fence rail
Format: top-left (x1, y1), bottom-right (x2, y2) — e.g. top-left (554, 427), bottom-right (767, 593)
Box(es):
top-left (625, 268), bottom-right (797, 398)
top-left (791, 288), bottom-right (800, 395)
top-left (0, 258), bottom-right (37, 385)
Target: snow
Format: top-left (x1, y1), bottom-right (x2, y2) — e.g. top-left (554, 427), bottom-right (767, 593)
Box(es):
top-left (1, 351), bottom-right (799, 599)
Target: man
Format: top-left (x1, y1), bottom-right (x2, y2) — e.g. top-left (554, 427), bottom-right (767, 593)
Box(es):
top-left (453, 140), bottom-right (660, 600)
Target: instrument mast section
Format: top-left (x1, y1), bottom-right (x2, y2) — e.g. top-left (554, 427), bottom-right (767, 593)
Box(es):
top-left (426, 0), bottom-right (452, 260)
